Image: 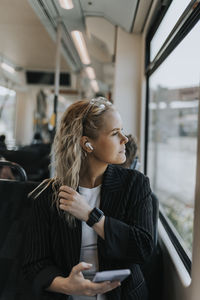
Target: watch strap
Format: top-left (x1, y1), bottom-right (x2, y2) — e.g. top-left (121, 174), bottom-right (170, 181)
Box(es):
top-left (86, 207), bottom-right (104, 227)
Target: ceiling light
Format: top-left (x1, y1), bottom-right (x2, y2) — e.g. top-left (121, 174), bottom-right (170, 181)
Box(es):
top-left (1, 62), bottom-right (15, 74)
top-left (58, 0), bottom-right (74, 9)
top-left (90, 80), bottom-right (99, 93)
top-left (85, 67), bottom-right (96, 80)
top-left (71, 31), bottom-right (91, 65)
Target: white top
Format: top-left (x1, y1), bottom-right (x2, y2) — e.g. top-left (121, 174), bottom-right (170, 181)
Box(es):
top-left (69, 185), bottom-right (106, 300)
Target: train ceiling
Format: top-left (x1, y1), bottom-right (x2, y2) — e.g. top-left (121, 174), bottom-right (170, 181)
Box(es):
top-left (0, 0), bottom-right (153, 88)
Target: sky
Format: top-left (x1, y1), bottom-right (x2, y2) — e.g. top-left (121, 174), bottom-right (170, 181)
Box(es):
top-left (151, 0), bottom-right (191, 60)
top-left (150, 1), bottom-right (200, 89)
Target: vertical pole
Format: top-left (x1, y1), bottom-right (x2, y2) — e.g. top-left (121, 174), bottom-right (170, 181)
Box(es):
top-left (50, 21), bottom-right (62, 177)
top-left (52, 21), bottom-right (62, 139)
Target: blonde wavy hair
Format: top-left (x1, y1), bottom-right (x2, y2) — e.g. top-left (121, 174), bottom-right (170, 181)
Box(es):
top-left (31, 97), bottom-right (113, 226)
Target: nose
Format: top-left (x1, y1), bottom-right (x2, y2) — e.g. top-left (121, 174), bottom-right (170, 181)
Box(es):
top-left (121, 133), bottom-right (128, 144)
top-left (124, 135), bottom-right (128, 144)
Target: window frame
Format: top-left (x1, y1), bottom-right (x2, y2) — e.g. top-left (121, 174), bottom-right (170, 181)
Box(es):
top-left (144, 0), bottom-right (200, 272)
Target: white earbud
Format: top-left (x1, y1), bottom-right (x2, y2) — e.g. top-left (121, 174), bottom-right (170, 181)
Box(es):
top-left (85, 142), bottom-right (93, 150)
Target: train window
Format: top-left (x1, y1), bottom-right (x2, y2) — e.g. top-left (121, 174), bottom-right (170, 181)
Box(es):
top-left (0, 86), bottom-right (16, 148)
top-left (150, 0), bottom-right (191, 61)
top-left (147, 20), bottom-right (200, 256)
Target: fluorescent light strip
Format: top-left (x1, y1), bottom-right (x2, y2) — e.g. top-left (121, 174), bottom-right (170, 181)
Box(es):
top-left (90, 80), bottom-right (99, 93)
top-left (71, 31), bottom-right (91, 65)
top-left (1, 62), bottom-right (15, 74)
top-left (85, 67), bottom-right (96, 80)
top-left (58, 0), bottom-right (73, 9)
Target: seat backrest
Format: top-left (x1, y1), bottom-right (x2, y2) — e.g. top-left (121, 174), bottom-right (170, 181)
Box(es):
top-left (0, 180), bottom-right (39, 300)
top-left (0, 160), bottom-right (28, 181)
top-left (0, 147), bottom-right (50, 182)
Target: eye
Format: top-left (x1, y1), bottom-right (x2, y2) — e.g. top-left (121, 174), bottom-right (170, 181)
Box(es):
top-left (112, 132), bottom-right (118, 136)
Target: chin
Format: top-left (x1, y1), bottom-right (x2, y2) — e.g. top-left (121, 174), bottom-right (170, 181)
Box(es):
top-left (120, 155), bottom-right (126, 163)
top-left (113, 156), bottom-right (126, 165)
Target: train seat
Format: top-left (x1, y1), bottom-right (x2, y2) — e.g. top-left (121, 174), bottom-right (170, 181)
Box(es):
top-left (0, 160), bottom-right (27, 181)
top-left (0, 179), bottom-right (39, 299)
top-left (0, 144), bottom-right (50, 181)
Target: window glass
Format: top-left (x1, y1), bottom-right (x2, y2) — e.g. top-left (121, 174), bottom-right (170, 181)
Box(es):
top-left (147, 21), bottom-right (200, 256)
top-left (151, 0), bottom-right (191, 61)
top-left (0, 86), bottom-right (16, 149)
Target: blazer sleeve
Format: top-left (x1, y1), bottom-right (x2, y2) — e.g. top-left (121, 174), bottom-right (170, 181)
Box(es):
top-left (100, 175), bottom-right (154, 264)
top-left (22, 188), bottom-right (64, 297)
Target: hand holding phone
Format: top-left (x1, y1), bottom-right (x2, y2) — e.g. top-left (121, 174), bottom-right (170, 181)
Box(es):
top-left (93, 269), bottom-right (131, 283)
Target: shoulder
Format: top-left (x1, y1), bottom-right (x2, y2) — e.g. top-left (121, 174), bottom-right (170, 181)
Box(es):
top-left (112, 167), bottom-right (152, 205)
top-left (110, 164), bottom-right (149, 185)
top-left (107, 165), bottom-right (151, 197)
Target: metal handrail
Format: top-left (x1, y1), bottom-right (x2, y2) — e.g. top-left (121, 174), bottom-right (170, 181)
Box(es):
top-left (0, 160), bottom-right (28, 181)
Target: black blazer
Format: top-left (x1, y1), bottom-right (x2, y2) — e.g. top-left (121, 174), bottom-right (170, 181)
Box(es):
top-left (23, 165), bottom-right (154, 300)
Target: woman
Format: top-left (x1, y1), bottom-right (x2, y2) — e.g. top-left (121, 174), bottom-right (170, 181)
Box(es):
top-left (23, 97), bottom-right (154, 300)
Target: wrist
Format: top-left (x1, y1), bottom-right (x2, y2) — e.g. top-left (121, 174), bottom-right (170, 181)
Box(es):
top-left (92, 215), bottom-right (105, 240)
top-left (46, 276), bottom-right (70, 295)
top-left (84, 207), bottom-right (92, 222)
top-left (93, 215), bottom-right (105, 228)
top-left (60, 276), bottom-right (71, 295)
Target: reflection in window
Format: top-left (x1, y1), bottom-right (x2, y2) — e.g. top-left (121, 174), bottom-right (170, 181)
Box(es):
top-left (147, 21), bottom-right (200, 256)
top-left (0, 86), bottom-right (16, 148)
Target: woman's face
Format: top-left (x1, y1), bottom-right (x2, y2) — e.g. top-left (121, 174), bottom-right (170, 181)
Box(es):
top-left (90, 109), bottom-right (128, 165)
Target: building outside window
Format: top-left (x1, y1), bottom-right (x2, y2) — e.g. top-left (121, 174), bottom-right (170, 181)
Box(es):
top-left (147, 19), bottom-right (200, 256)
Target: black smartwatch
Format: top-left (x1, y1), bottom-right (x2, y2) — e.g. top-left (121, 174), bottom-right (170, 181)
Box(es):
top-left (86, 207), bottom-right (104, 227)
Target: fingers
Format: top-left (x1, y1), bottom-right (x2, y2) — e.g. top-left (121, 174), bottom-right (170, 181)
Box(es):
top-left (59, 191), bottom-right (73, 201)
top-left (72, 262), bottom-right (93, 274)
top-left (87, 281), bottom-right (121, 296)
top-left (59, 196), bottom-right (73, 205)
top-left (69, 263), bottom-right (121, 297)
top-left (59, 189), bottom-right (74, 210)
top-left (59, 187), bottom-right (77, 205)
top-left (59, 203), bottom-right (70, 212)
top-left (60, 185), bottom-right (75, 194)
top-left (58, 187), bottom-right (82, 212)
top-left (102, 281), bottom-right (121, 292)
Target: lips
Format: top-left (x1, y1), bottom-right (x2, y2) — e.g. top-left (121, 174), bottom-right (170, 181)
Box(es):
top-left (119, 148), bottom-right (126, 153)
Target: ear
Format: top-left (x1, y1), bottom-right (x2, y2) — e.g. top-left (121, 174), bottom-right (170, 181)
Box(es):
top-left (80, 136), bottom-right (93, 153)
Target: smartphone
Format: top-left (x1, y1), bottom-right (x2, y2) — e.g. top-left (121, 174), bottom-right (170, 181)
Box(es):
top-left (93, 269), bottom-right (131, 283)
